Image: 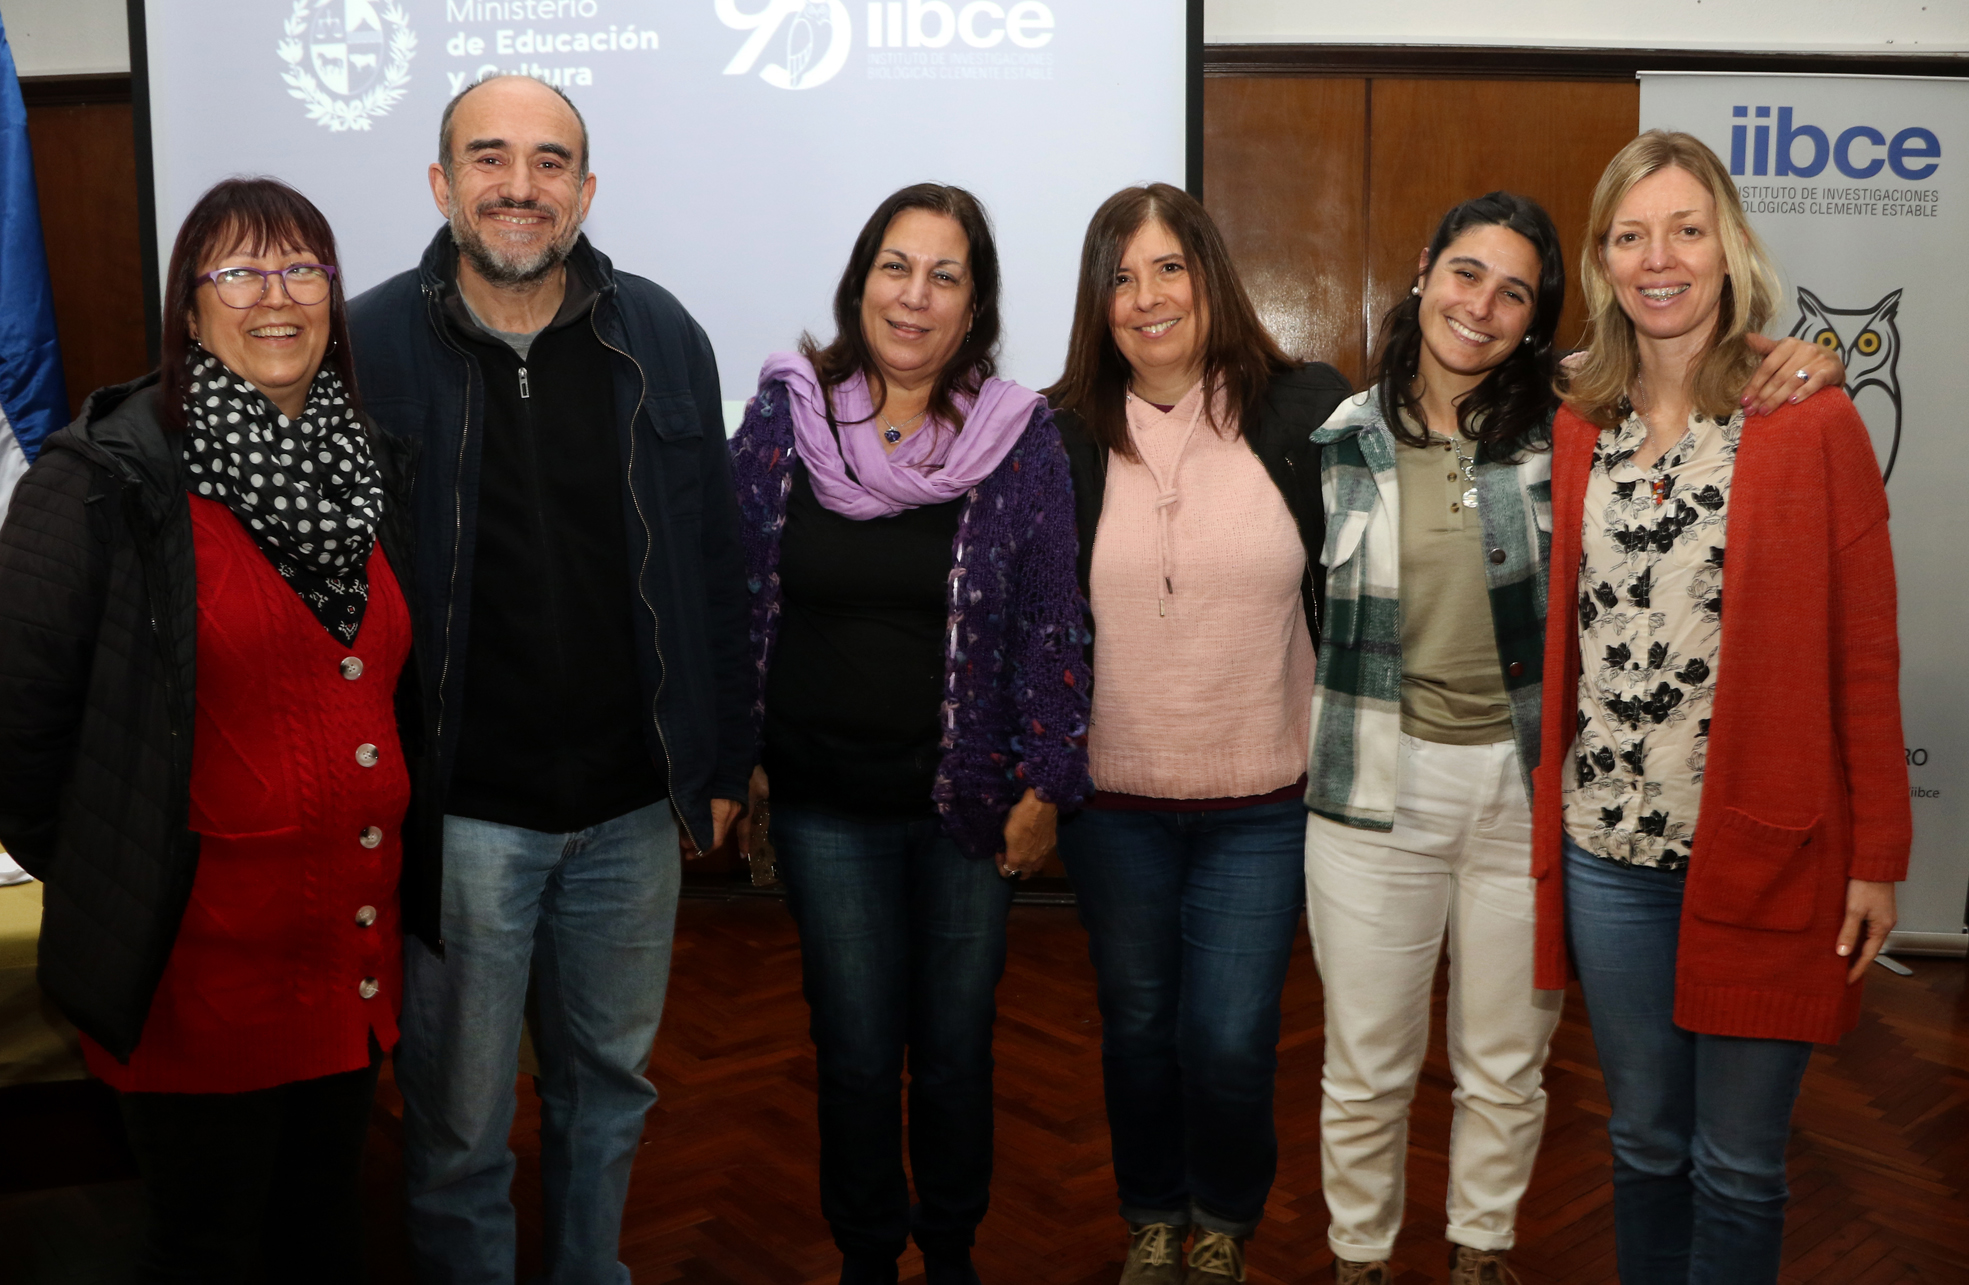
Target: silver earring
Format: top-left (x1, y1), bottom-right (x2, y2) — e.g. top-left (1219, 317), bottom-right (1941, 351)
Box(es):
top-left (1410, 286), bottom-right (1421, 296)
top-left (1523, 335), bottom-right (1532, 345)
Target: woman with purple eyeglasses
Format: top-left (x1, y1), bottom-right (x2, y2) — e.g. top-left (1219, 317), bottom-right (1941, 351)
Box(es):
top-left (0, 176), bottom-right (432, 1283)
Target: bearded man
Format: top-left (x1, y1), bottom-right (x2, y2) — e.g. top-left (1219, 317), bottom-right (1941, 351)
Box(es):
top-left (348, 75), bottom-right (749, 1284)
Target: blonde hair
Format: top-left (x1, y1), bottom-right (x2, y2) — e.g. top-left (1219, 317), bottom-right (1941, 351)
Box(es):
top-left (1562, 130), bottom-right (1782, 428)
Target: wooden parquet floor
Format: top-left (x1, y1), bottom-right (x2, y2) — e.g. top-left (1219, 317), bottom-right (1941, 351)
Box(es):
top-left (356, 896), bottom-right (1969, 1285)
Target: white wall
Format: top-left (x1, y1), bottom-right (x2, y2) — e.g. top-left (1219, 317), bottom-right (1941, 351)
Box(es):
top-left (6, 0), bottom-right (1967, 78)
top-left (1209, 0), bottom-right (1969, 52)
top-left (1, 0), bottom-right (127, 75)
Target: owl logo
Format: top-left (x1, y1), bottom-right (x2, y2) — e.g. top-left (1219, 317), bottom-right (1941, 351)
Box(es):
top-left (1787, 287), bottom-right (1903, 481)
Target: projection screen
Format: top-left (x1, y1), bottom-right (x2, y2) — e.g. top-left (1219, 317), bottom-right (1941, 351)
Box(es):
top-left (134, 0), bottom-right (1193, 414)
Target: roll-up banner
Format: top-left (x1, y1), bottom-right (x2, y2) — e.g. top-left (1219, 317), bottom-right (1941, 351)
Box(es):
top-left (1642, 73), bottom-right (1969, 953)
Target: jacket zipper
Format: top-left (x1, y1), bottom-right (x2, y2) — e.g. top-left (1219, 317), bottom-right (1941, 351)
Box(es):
top-left (424, 285), bottom-right (474, 764)
top-left (125, 484), bottom-right (193, 836)
top-left (590, 310), bottom-right (692, 851)
top-left (518, 367), bottom-right (530, 400)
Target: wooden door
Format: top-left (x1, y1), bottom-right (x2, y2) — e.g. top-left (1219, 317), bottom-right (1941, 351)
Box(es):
top-left (1205, 75), bottom-right (1640, 388)
top-left (24, 100), bottom-right (149, 418)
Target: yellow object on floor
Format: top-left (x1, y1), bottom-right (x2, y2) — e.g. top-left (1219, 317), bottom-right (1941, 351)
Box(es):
top-left (0, 880), bottom-right (88, 1087)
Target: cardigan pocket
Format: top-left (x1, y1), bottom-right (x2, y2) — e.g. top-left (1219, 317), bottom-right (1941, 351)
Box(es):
top-left (1690, 807), bottom-right (1824, 933)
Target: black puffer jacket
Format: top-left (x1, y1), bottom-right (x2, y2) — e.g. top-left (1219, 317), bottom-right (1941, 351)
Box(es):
top-left (0, 376), bottom-right (437, 1060)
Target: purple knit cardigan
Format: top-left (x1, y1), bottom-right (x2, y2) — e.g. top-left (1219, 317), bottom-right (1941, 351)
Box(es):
top-left (730, 378), bottom-right (1092, 859)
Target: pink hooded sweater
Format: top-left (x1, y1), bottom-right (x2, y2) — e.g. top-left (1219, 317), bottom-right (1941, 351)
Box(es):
top-left (1087, 384), bottom-right (1316, 800)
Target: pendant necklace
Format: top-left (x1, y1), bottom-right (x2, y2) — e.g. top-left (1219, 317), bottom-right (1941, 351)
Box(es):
top-left (1630, 384), bottom-right (1673, 506)
top-left (879, 408), bottom-right (926, 445)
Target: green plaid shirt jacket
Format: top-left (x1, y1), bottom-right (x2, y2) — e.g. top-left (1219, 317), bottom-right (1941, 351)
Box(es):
top-left (1305, 389), bottom-right (1554, 830)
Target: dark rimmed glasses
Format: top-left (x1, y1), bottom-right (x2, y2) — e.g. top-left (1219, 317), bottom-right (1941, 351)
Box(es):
top-left (199, 263), bottom-right (337, 309)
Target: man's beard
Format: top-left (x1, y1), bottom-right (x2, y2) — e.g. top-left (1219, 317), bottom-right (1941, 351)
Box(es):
top-left (449, 197), bottom-right (580, 286)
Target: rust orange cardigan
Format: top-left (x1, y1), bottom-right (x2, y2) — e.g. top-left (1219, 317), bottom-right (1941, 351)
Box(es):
top-left (1531, 392), bottom-right (1910, 1045)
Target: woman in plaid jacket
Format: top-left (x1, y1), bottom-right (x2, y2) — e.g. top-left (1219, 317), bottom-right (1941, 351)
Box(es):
top-left (1302, 193), bottom-right (1841, 1285)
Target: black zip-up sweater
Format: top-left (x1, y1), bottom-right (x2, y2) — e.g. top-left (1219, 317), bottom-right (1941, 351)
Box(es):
top-left (442, 261), bottom-right (665, 832)
top-left (348, 232), bottom-right (752, 852)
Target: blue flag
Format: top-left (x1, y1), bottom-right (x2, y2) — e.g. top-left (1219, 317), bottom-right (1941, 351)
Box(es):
top-left (0, 13), bottom-right (69, 475)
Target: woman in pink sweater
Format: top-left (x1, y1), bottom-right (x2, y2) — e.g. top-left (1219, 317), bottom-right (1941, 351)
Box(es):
top-left (1048, 184), bottom-right (1351, 1285)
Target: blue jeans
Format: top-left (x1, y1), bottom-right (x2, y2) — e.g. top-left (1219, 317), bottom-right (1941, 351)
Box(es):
top-left (772, 805), bottom-right (1015, 1264)
top-left (397, 802), bottom-right (682, 1285)
top-left (1564, 838), bottom-right (1813, 1285)
top-left (1057, 800), bottom-right (1307, 1236)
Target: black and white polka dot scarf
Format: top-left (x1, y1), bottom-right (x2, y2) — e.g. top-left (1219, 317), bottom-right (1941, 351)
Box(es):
top-left (182, 354), bottom-right (385, 644)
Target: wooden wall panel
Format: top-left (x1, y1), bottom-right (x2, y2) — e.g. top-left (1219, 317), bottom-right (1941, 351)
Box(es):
top-left (25, 103), bottom-right (149, 419)
top-left (1365, 79), bottom-right (1640, 354)
top-left (1203, 78), bottom-right (1368, 388)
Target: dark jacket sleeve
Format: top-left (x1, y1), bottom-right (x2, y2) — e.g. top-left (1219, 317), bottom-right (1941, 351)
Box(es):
top-left (684, 321), bottom-right (754, 802)
top-left (1006, 410), bottom-right (1092, 810)
top-left (0, 450), bottom-right (113, 874)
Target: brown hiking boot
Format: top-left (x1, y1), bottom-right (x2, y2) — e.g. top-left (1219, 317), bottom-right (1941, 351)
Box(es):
top-left (1185, 1229), bottom-right (1246, 1283)
top-left (1333, 1259), bottom-right (1391, 1285)
top-left (1448, 1244), bottom-right (1524, 1285)
top-left (1119, 1222), bottom-right (1184, 1285)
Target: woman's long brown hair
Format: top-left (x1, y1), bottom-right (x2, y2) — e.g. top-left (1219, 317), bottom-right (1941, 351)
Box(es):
top-left (1045, 183), bottom-right (1293, 459)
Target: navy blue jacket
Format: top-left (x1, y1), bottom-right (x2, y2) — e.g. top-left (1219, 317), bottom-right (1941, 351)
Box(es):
top-left (347, 230), bottom-right (751, 852)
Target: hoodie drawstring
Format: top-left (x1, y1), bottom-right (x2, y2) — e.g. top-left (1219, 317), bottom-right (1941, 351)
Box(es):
top-left (1128, 390), bottom-right (1206, 618)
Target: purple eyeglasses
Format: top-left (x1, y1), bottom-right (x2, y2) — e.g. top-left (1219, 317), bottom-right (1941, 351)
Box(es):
top-left (199, 263), bottom-right (337, 309)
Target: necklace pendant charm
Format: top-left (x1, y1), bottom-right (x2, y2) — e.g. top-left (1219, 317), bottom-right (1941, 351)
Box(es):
top-left (882, 427), bottom-right (902, 444)
top-left (1462, 487), bottom-right (1479, 509)
top-left (1650, 476), bottom-right (1669, 506)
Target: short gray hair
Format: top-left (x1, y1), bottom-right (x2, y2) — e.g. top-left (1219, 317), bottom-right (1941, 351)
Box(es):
top-left (437, 76), bottom-right (590, 181)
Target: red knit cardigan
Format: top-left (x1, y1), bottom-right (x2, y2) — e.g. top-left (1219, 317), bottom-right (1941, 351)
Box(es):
top-left (82, 497), bottom-right (412, 1093)
top-left (1531, 392), bottom-right (1910, 1045)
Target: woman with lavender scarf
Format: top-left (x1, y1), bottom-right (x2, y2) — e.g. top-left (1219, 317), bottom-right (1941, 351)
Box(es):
top-left (729, 183), bottom-right (1090, 1285)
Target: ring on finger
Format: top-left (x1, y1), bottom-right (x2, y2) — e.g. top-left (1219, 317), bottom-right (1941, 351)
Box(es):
top-left (1795, 368), bottom-right (1810, 379)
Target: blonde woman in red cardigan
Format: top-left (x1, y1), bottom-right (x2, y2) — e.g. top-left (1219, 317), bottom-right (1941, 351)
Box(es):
top-left (1535, 130), bottom-right (1908, 1285)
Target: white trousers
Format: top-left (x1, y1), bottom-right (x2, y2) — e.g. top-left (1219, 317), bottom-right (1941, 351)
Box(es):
top-left (1305, 734), bottom-right (1562, 1260)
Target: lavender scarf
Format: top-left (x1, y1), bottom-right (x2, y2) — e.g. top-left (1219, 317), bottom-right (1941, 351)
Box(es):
top-left (758, 351), bottom-right (1042, 519)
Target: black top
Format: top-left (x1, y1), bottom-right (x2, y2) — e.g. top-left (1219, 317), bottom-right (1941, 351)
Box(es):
top-left (443, 266), bottom-right (666, 833)
top-left (763, 466), bottom-right (961, 819)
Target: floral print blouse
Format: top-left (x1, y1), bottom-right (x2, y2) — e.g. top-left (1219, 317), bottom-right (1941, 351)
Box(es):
top-left (1563, 407), bottom-right (1742, 871)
